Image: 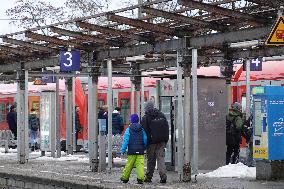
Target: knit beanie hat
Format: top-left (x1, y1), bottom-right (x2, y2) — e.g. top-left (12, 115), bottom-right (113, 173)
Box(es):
top-left (130, 114), bottom-right (139, 123)
top-left (231, 102), bottom-right (242, 112)
top-left (144, 101), bottom-right (155, 112)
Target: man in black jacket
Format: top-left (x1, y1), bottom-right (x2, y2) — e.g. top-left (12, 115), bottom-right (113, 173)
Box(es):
top-left (6, 105), bottom-right (17, 139)
top-left (141, 101), bottom-right (169, 183)
top-left (75, 106), bottom-right (82, 146)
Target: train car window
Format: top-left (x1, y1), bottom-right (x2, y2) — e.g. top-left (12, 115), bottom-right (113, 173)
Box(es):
top-left (120, 99), bottom-right (130, 125)
top-left (0, 103), bottom-right (5, 123)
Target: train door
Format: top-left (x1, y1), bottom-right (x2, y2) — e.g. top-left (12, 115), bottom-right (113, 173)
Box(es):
top-left (0, 97), bottom-right (14, 130)
top-left (118, 92), bottom-right (131, 131)
top-left (159, 96), bottom-right (175, 170)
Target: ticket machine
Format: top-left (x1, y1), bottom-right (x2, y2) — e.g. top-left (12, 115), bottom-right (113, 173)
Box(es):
top-left (252, 86), bottom-right (284, 160)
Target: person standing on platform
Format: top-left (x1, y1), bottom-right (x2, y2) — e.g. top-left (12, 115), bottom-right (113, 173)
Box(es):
top-left (75, 106), bottom-right (83, 147)
top-left (226, 102), bottom-right (244, 165)
top-left (120, 114), bottom-right (147, 184)
top-left (6, 105), bottom-right (17, 139)
top-left (112, 107), bottom-right (124, 135)
top-left (28, 108), bottom-right (40, 151)
top-left (141, 101), bottom-right (169, 183)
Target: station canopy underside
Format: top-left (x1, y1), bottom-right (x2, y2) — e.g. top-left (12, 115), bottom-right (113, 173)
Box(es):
top-left (0, 0), bottom-right (284, 78)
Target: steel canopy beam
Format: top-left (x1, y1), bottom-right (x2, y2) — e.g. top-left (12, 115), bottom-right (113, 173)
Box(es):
top-left (77, 21), bottom-right (131, 37)
top-left (246, 0), bottom-right (284, 7)
top-left (0, 45), bottom-right (32, 56)
top-left (76, 21), bottom-right (155, 43)
top-left (97, 26), bottom-right (270, 60)
top-left (178, 0), bottom-right (270, 25)
top-left (50, 26), bottom-right (108, 44)
top-left (142, 6), bottom-right (227, 31)
top-left (2, 37), bottom-right (55, 53)
top-left (107, 13), bottom-right (175, 35)
top-left (188, 26), bottom-right (270, 48)
top-left (25, 31), bottom-right (84, 49)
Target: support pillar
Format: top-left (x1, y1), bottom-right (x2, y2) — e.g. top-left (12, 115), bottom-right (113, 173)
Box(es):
top-left (17, 68), bottom-right (29, 164)
top-left (141, 76), bottom-right (145, 117)
top-left (221, 45), bottom-right (234, 112)
top-left (192, 49), bottom-right (199, 176)
top-left (72, 77), bottom-right (76, 152)
top-left (226, 78), bottom-right (232, 111)
top-left (176, 51), bottom-right (184, 180)
top-left (246, 59), bottom-right (251, 119)
top-left (132, 76), bottom-right (141, 118)
top-left (50, 91), bottom-right (56, 158)
top-left (131, 83), bottom-right (135, 114)
top-left (88, 75), bottom-right (99, 172)
top-left (183, 64), bottom-right (191, 182)
top-left (65, 78), bottom-right (73, 155)
top-left (107, 59), bottom-right (113, 171)
top-left (56, 76), bottom-right (61, 158)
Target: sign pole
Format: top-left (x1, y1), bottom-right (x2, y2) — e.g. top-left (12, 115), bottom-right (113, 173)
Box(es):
top-left (246, 59), bottom-right (251, 119)
top-left (107, 59), bottom-right (113, 171)
top-left (56, 75), bottom-right (61, 158)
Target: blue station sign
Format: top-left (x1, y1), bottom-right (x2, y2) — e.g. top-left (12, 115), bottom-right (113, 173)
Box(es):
top-left (60, 50), bottom-right (80, 72)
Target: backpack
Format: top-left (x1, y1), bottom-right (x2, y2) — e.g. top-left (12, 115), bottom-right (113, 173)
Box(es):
top-left (226, 115), bottom-right (242, 146)
top-left (29, 115), bottom-right (39, 131)
top-left (149, 116), bottom-right (169, 144)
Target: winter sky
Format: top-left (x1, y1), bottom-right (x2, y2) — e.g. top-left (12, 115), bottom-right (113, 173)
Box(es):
top-left (0, 0), bottom-right (134, 35)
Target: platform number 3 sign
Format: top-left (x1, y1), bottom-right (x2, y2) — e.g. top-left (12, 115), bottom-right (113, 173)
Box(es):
top-left (60, 50), bottom-right (80, 72)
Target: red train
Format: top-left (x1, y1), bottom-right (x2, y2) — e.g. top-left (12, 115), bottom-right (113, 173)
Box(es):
top-left (0, 77), bottom-right (157, 144)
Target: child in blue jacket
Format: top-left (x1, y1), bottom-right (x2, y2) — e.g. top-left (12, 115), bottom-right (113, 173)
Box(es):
top-left (120, 114), bottom-right (147, 184)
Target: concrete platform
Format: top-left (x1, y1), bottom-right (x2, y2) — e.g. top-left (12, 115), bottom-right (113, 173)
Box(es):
top-left (0, 150), bottom-right (283, 189)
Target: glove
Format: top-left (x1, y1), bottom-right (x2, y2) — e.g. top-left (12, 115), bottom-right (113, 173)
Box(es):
top-left (121, 153), bottom-right (127, 159)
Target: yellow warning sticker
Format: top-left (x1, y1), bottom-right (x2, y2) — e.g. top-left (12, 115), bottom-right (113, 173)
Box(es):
top-left (266, 16), bottom-right (284, 45)
top-left (253, 147), bottom-right (268, 159)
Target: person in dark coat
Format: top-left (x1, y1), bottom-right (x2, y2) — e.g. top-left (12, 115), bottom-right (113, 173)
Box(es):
top-left (141, 101), bottom-right (169, 183)
top-left (75, 106), bottom-right (82, 146)
top-left (226, 102), bottom-right (244, 165)
top-left (6, 105), bottom-right (17, 139)
top-left (112, 107), bottom-right (124, 135)
top-left (98, 105), bottom-right (108, 134)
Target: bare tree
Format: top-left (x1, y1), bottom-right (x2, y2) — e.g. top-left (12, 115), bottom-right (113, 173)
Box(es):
top-left (65, 0), bottom-right (110, 19)
top-left (6, 0), bottom-right (66, 29)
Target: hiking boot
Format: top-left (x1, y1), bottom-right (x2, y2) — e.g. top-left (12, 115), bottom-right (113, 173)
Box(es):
top-left (120, 178), bottom-right (128, 183)
top-left (137, 179), bottom-right (143, 184)
top-left (160, 179), bottom-right (167, 183)
top-left (144, 178), bottom-right (152, 183)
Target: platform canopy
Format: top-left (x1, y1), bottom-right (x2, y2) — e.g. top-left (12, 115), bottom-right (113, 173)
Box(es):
top-left (0, 0), bottom-right (283, 77)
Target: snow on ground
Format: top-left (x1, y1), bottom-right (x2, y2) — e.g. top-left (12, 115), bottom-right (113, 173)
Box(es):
top-left (201, 163), bottom-right (256, 178)
top-left (0, 147), bottom-right (125, 164)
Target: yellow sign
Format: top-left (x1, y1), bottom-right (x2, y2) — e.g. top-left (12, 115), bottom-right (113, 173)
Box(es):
top-left (253, 147), bottom-right (268, 159)
top-left (266, 16), bottom-right (284, 45)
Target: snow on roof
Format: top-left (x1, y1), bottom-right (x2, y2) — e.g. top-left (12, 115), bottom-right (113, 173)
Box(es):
top-left (0, 66), bottom-right (221, 94)
top-left (234, 61), bottom-right (284, 82)
top-left (0, 79), bottom-right (66, 95)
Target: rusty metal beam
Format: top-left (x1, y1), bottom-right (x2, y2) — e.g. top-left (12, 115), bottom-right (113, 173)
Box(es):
top-left (77, 21), bottom-right (131, 37)
top-left (0, 45), bottom-right (32, 56)
top-left (178, 0), bottom-right (271, 25)
top-left (142, 6), bottom-right (227, 31)
top-left (245, 0), bottom-right (284, 7)
top-left (50, 26), bottom-right (108, 44)
top-left (77, 21), bottom-right (157, 43)
top-left (25, 31), bottom-right (84, 49)
top-left (107, 13), bottom-right (175, 35)
top-left (2, 37), bottom-right (55, 53)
